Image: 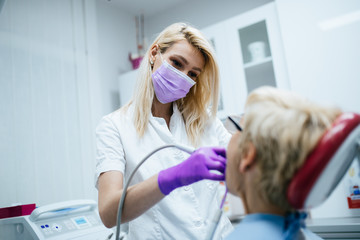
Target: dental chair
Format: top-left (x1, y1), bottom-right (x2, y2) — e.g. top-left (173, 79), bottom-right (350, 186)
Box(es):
top-left (288, 112), bottom-right (360, 209)
top-left (286, 112), bottom-right (360, 238)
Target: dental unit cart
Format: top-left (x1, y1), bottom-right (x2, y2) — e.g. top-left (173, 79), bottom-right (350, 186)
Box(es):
top-left (0, 199), bottom-right (114, 240)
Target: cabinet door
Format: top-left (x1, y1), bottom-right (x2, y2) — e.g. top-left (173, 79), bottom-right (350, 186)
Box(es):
top-left (224, 2), bottom-right (290, 110)
top-left (202, 23), bottom-right (237, 120)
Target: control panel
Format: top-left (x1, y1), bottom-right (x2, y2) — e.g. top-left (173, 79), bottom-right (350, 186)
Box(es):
top-left (35, 213), bottom-right (100, 237)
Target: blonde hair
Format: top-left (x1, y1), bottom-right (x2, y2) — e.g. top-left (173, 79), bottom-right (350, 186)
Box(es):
top-left (123, 22), bottom-right (220, 147)
top-left (238, 86), bottom-right (341, 211)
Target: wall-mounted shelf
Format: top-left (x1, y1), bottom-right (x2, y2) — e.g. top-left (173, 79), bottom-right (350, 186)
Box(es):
top-left (243, 56), bottom-right (272, 69)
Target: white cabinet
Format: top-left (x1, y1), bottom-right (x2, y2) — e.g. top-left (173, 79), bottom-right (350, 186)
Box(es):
top-left (202, 2), bottom-right (289, 119)
top-left (200, 22), bottom-right (234, 120)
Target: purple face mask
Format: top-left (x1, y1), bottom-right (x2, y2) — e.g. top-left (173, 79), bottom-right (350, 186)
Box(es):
top-left (151, 54), bottom-right (196, 104)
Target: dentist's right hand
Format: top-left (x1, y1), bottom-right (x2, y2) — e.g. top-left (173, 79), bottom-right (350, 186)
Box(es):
top-left (157, 146), bottom-right (227, 195)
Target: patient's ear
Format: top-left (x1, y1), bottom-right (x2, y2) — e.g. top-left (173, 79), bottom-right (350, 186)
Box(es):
top-left (239, 142), bottom-right (256, 173)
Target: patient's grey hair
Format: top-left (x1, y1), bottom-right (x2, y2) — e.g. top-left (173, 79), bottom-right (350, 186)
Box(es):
top-left (238, 86), bottom-right (341, 211)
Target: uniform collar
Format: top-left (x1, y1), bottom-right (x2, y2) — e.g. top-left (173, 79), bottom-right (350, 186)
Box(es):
top-left (150, 103), bottom-right (181, 125)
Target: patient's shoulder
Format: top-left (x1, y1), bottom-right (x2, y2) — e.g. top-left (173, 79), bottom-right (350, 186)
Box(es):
top-left (225, 214), bottom-right (284, 240)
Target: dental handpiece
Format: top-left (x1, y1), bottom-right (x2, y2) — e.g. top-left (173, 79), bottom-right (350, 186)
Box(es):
top-left (205, 188), bottom-right (228, 240)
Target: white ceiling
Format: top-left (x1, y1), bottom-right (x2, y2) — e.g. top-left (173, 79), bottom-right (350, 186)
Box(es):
top-left (101, 0), bottom-right (192, 17)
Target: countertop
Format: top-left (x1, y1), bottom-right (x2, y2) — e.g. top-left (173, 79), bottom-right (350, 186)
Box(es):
top-left (307, 216), bottom-right (360, 239)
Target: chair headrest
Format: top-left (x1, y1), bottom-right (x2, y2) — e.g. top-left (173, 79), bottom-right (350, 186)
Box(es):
top-left (287, 112), bottom-right (360, 209)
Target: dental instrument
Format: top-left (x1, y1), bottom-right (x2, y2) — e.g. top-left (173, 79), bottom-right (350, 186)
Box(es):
top-left (114, 143), bottom-right (228, 240)
top-left (115, 144), bottom-right (195, 240)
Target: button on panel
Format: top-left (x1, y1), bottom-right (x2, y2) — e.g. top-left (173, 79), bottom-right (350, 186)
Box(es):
top-left (52, 223), bottom-right (62, 232)
top-left (39, 224), bottom-right (53, 235)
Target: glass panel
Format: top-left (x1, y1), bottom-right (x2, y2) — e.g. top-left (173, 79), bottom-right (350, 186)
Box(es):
top-left (218, 91), bottom-right (224, 111)
top-left (238, 20), bottom-right (277, 93)
top-left (210, 38), bottom-right (216, 51)
top-left (238, 20), bottom-right (271, 64)
top-left (209, 37), bottom-right (224, 111)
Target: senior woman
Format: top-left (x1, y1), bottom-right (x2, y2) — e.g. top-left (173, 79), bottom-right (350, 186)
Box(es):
top-left (225, 86), bottom-right (340, 240)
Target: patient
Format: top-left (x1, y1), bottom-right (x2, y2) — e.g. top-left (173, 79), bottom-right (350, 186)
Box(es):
top-left (225, 86), bottom-right (341, 240)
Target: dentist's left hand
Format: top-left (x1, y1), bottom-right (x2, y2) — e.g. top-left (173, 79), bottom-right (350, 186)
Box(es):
top-left (157, 147), bottom-right (227, 195)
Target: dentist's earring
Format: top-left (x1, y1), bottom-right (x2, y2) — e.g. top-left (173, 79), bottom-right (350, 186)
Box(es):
top-left (150, 59), bottom-right (154, 66)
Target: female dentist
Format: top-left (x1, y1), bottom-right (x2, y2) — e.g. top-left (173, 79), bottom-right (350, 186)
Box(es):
top-left (95, 23), bottom-right (233, 239)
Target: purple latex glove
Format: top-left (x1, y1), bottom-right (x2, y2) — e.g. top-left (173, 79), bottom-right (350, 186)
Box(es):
top-left (158, 146), bottom-right (227, 195)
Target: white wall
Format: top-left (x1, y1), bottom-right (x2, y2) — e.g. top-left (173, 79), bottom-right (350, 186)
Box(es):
top-left (276, 0), bottom-right (360, 218)
top-left (0, 0), bottom-right (101, 207)
top-left (276, 0), bottom-right (360, 112)
top-left (146, 0), bottom-right (273, 41)
top-left (96, 1), bottom-right (137, 113)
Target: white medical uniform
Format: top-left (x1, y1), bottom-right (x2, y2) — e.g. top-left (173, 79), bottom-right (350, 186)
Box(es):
top-left (95, 103), bottom-right (233, 239)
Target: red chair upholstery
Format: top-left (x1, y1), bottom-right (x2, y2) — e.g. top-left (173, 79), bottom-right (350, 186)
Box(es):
top-left (287, 112), bottom-right (360, 209)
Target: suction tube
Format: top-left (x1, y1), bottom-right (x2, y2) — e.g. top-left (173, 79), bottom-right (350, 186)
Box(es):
top-left (114, 144), bottom-right (195, 240)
